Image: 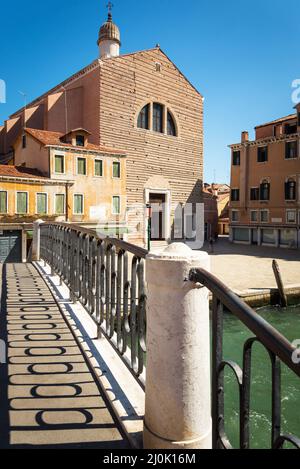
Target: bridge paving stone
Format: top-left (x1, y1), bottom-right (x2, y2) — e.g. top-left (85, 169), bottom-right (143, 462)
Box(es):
top-left (0, 263), bottom-right (129, 449)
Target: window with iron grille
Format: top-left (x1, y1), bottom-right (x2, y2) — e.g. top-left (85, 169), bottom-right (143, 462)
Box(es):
top-left (260, 210), bottom-right (269, 223)
top-left (286, 209), bottom-right (297, 224)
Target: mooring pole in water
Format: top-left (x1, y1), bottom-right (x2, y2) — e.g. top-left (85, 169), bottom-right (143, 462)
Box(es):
top-left (272, 260), bottom-right (288, 307)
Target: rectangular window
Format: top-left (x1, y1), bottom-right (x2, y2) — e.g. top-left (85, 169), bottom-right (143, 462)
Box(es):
top-left (0, 191), bottom-right (7, 213)
top-left (22, 134), bottom-right (26, 149)
top-left (153, 103), bottom-right (164, 133)
top-left (55, 154), bottom-right (65, 174)
top-left (285, 180), bottom-right (296, 201)
top-left (95, 159), bottom-right (103, 177)
top-left (74, 194), bottom-right (84, 215)
top-left (76, 135), bottom-right (85, 147)
top-left (16, 192), bottom-right (28, 214)
top-left (77, 157), bottom-right (87, 175)
top-left (257, 146), bottom-right (268, 163)
top-left (55, 194), bottom-right (65, 215)
top-left (286, 210), bottom-right (297, 224)
top-left (250, 187), bottom-right (259, 201)
top-left (112, 196), bottom-right (121, 215)
top-left (250, 210), bottom-right (258, 222)
top-left (260, 210), bottom-right (269, 223)
top-left (231, 189), bottom-right (240, 202)
top-left (232, 150), bottom-right (241, 166)
top-left (285, 123), bottom-right (297, 135)
top-left (113, 161), bottom-right (121, 178)
top-left (285, 141), bottom-right (298, 159)
top-left (231, 210), bottom-right (239, 222)
top-left (36, 193), bottom-right (47, 214)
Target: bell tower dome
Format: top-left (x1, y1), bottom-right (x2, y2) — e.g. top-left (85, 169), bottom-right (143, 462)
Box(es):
top-left (97, 3), bottom-right (121, 59)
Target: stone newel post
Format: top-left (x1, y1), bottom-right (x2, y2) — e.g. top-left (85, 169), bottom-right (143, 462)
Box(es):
top-left (143, 243), bottom-right (212, 450)
top-left (32, 219), bottom-right (44, 262)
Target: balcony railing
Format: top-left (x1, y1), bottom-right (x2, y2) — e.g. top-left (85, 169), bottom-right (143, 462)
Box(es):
top-left (190, 268), bottom-right (300, 450)
top-left (40, 222), bottom-right (148, 382)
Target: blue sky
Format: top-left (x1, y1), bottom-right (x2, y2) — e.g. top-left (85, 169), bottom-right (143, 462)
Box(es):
top-left (0, 0), bottom-right (299, 183)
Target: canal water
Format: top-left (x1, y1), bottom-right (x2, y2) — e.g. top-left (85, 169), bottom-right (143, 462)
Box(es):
top-left (223, 304), bottom-right (300, 449)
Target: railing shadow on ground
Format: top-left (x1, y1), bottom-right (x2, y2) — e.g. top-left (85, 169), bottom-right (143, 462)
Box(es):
top-left (0, 263), bottom-right (129, 449)
top-left (36, 262), bottom-right (144, 430)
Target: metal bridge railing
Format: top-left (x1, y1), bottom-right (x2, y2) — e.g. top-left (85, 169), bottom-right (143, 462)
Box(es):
top-left (38, 223), bottom-right (300, 449)
top-left (40, 222), bottom-right (148, 382)
top-left (190, 268), bottom-right (300, 450)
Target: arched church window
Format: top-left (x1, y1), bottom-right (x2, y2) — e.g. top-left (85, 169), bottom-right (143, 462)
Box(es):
top-left (167, 111), bottom-right (176, 136)
top-left (153, 103), bottom-right (164, 133)
top-left (137, 103), bottom-right (178, 136)
top-left (137, 104), bottom-right (150, 130)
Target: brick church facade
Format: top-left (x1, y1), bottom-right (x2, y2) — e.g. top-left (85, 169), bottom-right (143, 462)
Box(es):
top-left (0, 9), bottom-right (203, 247)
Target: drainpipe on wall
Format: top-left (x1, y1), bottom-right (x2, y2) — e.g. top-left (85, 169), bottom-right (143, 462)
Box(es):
top-left (65, 183), bottom-right (69, 222)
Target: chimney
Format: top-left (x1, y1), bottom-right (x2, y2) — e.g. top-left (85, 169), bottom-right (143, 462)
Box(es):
top-left (241, 131), bottom-right (249, 143)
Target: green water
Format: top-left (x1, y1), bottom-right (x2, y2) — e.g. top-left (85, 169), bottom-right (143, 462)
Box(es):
top-left (223, 304), bottom-right (300, 449)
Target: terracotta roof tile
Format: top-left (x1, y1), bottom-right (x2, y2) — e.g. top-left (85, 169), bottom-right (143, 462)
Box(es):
top-left (25, 128), bottom-right (126, 155)
top-left (0, 165), bottom-right (46, 179)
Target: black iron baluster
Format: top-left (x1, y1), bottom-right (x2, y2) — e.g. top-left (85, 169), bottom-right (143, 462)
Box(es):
top-left (212, 295), bottom-right (224, 449)
top-left (116, 250), bottom-right (123, 352)
top-left (137, 259), bottom-right (146, 376)
top-left (130, 256), bottom-right (138, 375)
top-left (122, 251), bottom-right (129, 355)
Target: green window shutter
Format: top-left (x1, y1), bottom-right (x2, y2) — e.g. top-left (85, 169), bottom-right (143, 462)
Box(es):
top-left (113, 196), bottom-right (120, 214)
top-left (77, 158), bottom-right (86, 175)
top-left (55, 194), bottom-right (65, 215)
top-left (17, 192), bottom-right (28, 214)
top-left (0, 192), bottom-right (7, 213)
top-left (55, 155), bottom-right (64, 173)
top-left (74, 195), bottom-right (83, 214)
top-left (95, 160), bottom-right (103, 176)
top-left (37, 194), bottom-right (47, 214)
top-left (113, 162), bottom-right (120, 178)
